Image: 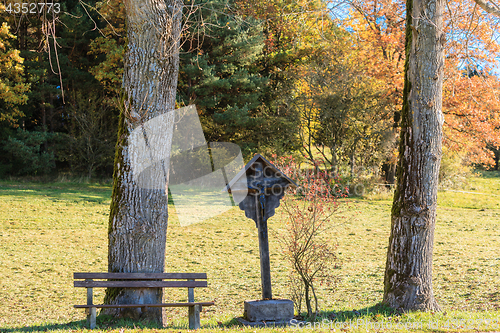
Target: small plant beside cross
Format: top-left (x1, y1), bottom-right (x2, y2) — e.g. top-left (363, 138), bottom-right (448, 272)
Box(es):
top-left (273, 155), bottom-right (344, 319)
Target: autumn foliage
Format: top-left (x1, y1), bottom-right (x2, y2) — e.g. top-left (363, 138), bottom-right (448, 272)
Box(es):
top-left (0, 16), bottom-right (30, 126)
top-left (0, 0), bottom-right (499, 177)
top-left (340, 0), bottom-right (500, 167)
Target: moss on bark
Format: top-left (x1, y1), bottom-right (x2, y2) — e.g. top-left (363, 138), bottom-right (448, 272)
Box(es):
top-left (385, 0), bottom-right (413, 301)
top-left (391, 0), bottom-right (413, 219)
top-left (104, 93), bottom-right (128, 304)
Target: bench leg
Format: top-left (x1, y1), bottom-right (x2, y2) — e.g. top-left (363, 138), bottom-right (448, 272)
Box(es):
top-left (188, 305), bottom-right (201, 329)
top-left (86, 283), bottom-right (96, 329)
top-left (87, 308), bottom-right (96, 329)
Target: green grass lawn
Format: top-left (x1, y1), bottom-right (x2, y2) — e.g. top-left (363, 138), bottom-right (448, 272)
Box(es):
top-left (0, 172), bottom-right (499, 332)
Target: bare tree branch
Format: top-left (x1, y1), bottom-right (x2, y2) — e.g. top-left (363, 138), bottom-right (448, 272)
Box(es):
top-left (471, 0), bottom-right (500, 17)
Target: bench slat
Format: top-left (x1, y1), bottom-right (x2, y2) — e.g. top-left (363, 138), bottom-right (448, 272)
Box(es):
top-left (74, 302), bottom-right (215, 309)
top-left (74, 272), bottom-right (207, 280)
top-left (74, 280), bottom-right (207, 288)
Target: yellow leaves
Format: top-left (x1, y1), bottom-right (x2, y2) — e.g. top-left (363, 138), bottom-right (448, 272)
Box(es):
top-left (0, 22), bottom-right (15, 52)
top-left (0, 21), bottom-right (29, 118)
top-left (236, 0), bottom-right (332, 56)
top-left (88, 36), bottom-right (124, 95)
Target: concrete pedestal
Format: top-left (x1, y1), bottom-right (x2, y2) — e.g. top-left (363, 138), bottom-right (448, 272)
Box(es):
top-left (236, 317), bottom-right (296, 327)
top-left (243, 299), bottom-right (294, 322)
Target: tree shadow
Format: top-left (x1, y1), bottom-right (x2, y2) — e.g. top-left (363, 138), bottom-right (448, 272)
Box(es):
top-left (0, 320), bottom-right (87, 332)
top-left (476, 170), bottom-right (500, 179)
top-left (0, 314), bottom-right (236, 332)
top-left (0, 315), bottom-right (172, 332)
top-left (297, 302), bottom-right (400, 322)
top-left (0, 181), bottom-right (111, 203)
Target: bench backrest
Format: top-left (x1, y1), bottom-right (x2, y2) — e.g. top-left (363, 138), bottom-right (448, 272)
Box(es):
top-left (74, 273), bottom-right (208, 288)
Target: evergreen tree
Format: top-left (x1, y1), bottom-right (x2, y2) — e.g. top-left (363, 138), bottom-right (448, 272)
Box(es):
top-left (177, 0), bottom-right (269, 154)
top-left (0, 1), bottom-right (118, 176)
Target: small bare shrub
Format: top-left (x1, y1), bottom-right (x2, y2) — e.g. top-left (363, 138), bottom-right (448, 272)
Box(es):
top-left (272, 155), bottom-right (343, 319)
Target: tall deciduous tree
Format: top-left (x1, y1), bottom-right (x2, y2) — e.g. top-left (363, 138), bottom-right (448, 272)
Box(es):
top-left (289, 35), bottom-right (395, 176)
top-left (342, 0), bottom-right (500, 169)
top-left (383, 0), bottom-right (445, 311)
top-left (383, 0), bottom-right (500, 312)
top-left (235, 0), bottom-right (332, 155)
top-left (104, 0), bottom-right (183, 324)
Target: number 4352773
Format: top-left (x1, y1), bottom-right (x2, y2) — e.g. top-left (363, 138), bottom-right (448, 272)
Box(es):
top-left (4, 3), bottom-right (61, 14)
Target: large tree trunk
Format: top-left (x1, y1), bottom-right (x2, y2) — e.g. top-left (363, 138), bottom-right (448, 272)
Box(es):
top-left (383, 0), bottom-right (444, 312)
top-left (104, 0), bottom-right (183, 324)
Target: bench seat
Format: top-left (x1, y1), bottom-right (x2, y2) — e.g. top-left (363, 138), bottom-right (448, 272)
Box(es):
top-left (74, 302), bottom-right (215, 308)
top-left (73, 272), bottom-right (214, 329)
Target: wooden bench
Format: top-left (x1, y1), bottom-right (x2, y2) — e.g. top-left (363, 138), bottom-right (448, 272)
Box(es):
top-left (73, 272), bottom-right (214, 329)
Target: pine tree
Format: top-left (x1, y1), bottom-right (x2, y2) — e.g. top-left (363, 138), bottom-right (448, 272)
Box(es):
top-left (177, 0), bottom-right (269, 154)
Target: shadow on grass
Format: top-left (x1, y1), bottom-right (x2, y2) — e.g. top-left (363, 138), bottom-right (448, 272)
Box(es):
top-left (1, 320), bottom-right (87, 332)
top-left (1, 315), bottom-right (239, 332)
top-left (476, 170), bottom-right (500, 179)
top-left (0, 182), bottom-right (111, 203)
top-left (1, 316), bottom-right (163, 332)
top-left (296, 302), bottom-right (399, 323)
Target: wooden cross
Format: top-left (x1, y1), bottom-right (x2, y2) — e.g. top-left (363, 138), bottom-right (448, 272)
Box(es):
top-left (225, 154), bottom-right (297, 300)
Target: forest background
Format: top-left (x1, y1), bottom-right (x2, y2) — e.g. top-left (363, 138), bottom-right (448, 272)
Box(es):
top-left (0, 0), bottom-right (499, 188)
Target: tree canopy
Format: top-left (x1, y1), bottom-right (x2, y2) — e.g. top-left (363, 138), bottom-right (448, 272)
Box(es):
top-left (0, 0), bottom-right (498, 178)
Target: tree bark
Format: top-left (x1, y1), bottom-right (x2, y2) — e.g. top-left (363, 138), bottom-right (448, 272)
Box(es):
top-left (383, 0), bottom-right (444, 312)
top-left (104, 0), bottom-right (183, 324)
top-left (471, 0), bottom-right (500, 17)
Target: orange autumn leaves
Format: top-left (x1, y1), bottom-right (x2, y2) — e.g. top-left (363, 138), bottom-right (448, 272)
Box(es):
top-left (442, 0), bottom-right (500, 166)
top-left (341, 0), bottom-right (500, 166)
top-left (341, 0), bottom-right (406, 109)
top-left (444, 73), bottom-right (500, 166)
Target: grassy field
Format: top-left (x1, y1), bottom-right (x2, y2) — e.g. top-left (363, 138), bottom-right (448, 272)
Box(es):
top-left (0, 172), bottom-right (499, 332)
